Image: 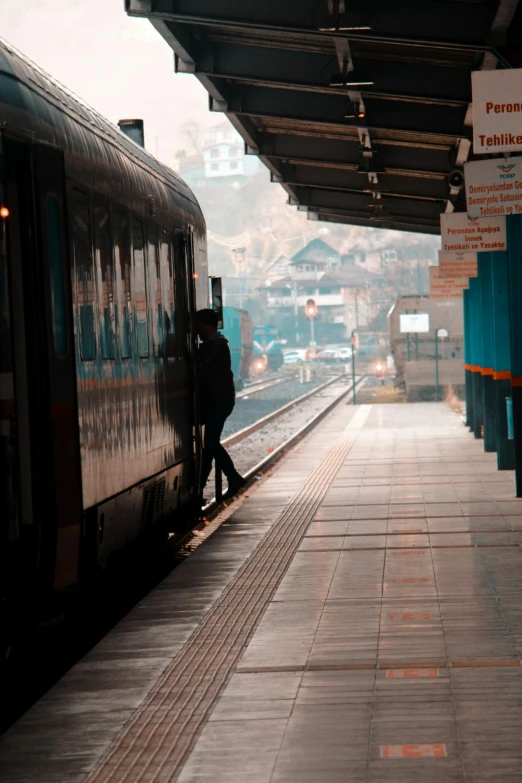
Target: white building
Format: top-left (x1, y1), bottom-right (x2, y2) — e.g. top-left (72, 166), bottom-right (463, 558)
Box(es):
top-left (203, 122), bottom-right (261, 181)
top-left (259, 238), bottom-right (380, 341)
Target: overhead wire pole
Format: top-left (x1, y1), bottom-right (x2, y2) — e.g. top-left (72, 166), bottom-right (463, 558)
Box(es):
top-left (304, 299), bottom-right (318, 359)
top-left (232, 246), bottom-right (246, 309)
top-left (351, 330), bottom-right (357, 404)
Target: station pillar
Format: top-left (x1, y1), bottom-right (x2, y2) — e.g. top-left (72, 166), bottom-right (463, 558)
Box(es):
top-left (490, 250), bottom-right (514, 470)
top-left (506, 214), bottom-right (522, 495)
top-left (468, 277), bottom-right (483, 439)
top-left (463, 288), bottom-right (472, 428)
top-left (478, 253), bottom-right (496, 452)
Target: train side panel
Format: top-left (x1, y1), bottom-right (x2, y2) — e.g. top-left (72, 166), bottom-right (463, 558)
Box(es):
top-left (0, 37), bottom-right (209, 628)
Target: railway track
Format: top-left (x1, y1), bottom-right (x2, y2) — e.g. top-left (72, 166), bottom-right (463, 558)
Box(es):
top-left (235, 373), bottom-right (297, 399)
top-left (203, 373), bottom-right (366, 513)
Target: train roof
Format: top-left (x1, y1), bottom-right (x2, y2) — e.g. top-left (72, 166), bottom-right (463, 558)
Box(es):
top-left (0, 37), bottom-right (204, 227)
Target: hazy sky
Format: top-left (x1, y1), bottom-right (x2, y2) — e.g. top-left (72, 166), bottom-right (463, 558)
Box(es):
top-left (2, 0), bottom-right (215, 164)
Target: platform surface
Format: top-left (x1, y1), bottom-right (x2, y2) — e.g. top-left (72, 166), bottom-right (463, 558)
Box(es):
top-left (2, 402), bottom-right (522, 783)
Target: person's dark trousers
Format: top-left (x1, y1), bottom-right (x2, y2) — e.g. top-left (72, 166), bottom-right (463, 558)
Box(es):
top-left (201, 398), bottom-right (239, 489)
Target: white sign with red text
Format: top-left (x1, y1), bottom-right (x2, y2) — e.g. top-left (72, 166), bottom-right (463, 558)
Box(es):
top-left (429, 266), bottom-right (468, 298)
top-left (440, 212), bottom-right (506, 253)
top-left (438, 251), bottom-right (478, 279)
top-left (472, 69), bottom-right (522, 154)
top-left (464, 157), bottom-right (522, 219)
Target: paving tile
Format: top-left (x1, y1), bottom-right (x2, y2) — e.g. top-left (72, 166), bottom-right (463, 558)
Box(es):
top-left (5, 402), bottom-right (522, 783)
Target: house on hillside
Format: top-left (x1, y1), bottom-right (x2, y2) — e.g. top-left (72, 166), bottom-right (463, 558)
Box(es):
top-left (177, 122), bottom-right (262, 188)
top-left (258, 238), bottom-right (379, 343)
top-left (203, 122), bottom-right (261, 182)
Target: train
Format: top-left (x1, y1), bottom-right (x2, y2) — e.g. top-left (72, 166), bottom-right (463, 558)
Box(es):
top-left (0, 39), bottom-right (211, 651)
top-left (388, 295), bottom-right (464, 400)
top-left (252, 325), bottom-right (284, 374)
top-left (222, 306), bottom-right (253, 389)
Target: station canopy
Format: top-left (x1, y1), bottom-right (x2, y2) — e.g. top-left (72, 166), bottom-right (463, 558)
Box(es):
top-left (127, 0), bottom-right (522, 235)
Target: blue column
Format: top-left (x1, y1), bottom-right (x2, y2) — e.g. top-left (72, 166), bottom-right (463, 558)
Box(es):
top-left (478, 253), bottom-right (496, 452)
top-left (506, 214), bottom-right (522, 495)
top-left (463, 288), bottom-right (472, 428)
top-left (468, 276), bottom-right (483, 439)
top-left (490, 250), bottom-right (514, 469)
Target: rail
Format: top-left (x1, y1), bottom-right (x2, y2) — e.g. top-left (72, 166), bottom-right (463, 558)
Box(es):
top-left (235, 373), bottom-right (297, 399)
top-left (225, 371), bottom-right (351, 448)
top-left (205, 374), bottom-right (366, 514)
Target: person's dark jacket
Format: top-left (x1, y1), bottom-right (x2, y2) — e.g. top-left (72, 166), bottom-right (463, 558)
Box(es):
top-left (197, 333), bottom-right (235, 407)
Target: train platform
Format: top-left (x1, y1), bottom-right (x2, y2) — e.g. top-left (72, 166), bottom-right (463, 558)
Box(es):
top-left (2, 401), bottom-right (522, 783)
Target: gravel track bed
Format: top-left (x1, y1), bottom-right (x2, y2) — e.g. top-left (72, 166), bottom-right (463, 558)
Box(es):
top-left (223, 371), bottom-right (342, 437)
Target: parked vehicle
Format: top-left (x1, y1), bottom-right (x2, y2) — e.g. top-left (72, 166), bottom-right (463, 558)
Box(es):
top-left (316, 349), bottom-right (337, 362)
top-left (283, 349), bottom-right (309, 364)
top-left (336, 347), bottom-right (353, 362)
top-left (316, 346), bottom-right (352, 363)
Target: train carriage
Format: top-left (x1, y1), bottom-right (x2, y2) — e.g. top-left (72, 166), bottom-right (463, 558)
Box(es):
top-left (0, 39), bottom-right (208, 648)
top-left (388, 295), bottom-right (464, 400)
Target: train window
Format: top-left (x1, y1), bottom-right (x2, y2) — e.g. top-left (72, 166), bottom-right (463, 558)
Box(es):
top-left (72, 199), bottom-right (96, 360)
top-left (147, 230), bottom-right (163, 358)
top-left (94, 206), bottom-right (115, 359)
top-left (113, 211), bottom-right (132, 358)
top-left (132, 218), bottom-right (149, 357)
top-left (161, 236), bottom-right (176, 358)
top-left (46, 196), bottom-right (67, 354)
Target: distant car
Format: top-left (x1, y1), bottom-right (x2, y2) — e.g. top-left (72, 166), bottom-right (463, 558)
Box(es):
top-left (336, 347), bottom-right (352, 362)
top-left (317, 347), bottom-right (352, 363)
top-left (316, 349), bottom-right (337, 363)
top-left (283, 351), bottom-right (304, 364)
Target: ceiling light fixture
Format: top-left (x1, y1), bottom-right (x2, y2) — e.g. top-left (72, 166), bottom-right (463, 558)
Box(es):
top-left (315, 1), bottom-right (371, 32)
top-left (330, 76), bottom-right (374, 88)
top-left (319, 24), bottom-right (372, 31)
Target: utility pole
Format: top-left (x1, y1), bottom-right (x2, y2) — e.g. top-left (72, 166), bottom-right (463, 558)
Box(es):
top-left (434, 327), bottom-right (449, 401)
top-left (232, 246), bottom-right (246, 309)
top-left (305, 299), bottom-right (318, 358)
top-left (351, 329), bottom-right (357, 405)
top-left (292, 281), bottom-right (300, 344)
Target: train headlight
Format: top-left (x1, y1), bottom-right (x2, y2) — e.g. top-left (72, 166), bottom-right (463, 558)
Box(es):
top-left (256, 360), bottom-right (264, 370)
top-left (0, 206), bottom-right (10, 219)
top-left (375, 362), bottom-right (383, 372)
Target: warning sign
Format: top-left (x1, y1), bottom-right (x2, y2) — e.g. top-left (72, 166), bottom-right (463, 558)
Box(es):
top-left (465, 157), bottom-right (522, 219)
top-left (438, 251), bottom-right (477, 279)
top-left (400, 313), bottom-right (430, 333)
top-left (429, 266), bottom-right (467, 298)
top-left (472, 69), bottom-right (522, 154)
top-left (440, 212), bottom-right (507, 253)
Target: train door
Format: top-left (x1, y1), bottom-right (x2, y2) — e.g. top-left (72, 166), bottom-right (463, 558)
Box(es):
top-left (32, 145), bottom-right (83, 591)
top-left (175, 228), bottom-right (202, 502)
top-left (0, 137), bottom-right (82, 635)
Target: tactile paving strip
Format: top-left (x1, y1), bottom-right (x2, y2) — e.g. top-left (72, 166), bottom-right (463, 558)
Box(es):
top-left (85, 408), bottom-right (371, 783)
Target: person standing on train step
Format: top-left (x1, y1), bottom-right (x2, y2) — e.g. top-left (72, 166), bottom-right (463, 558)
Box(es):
top-left (195, 309), bottom-right (247, 501)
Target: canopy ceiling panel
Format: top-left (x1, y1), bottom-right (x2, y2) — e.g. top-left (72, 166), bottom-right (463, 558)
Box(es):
top-left (127, 0), bottom-right (522, 234)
